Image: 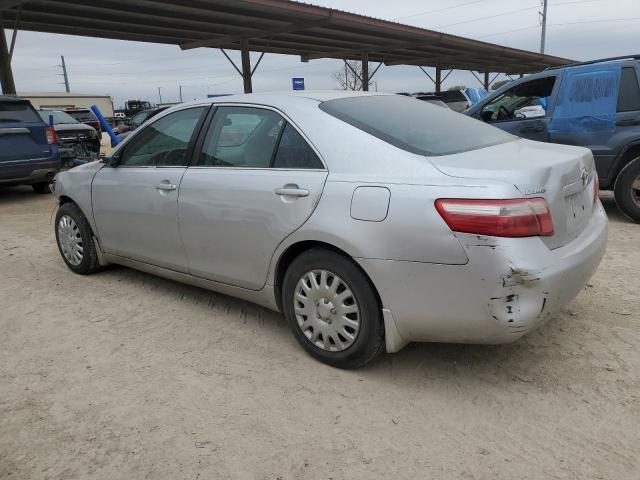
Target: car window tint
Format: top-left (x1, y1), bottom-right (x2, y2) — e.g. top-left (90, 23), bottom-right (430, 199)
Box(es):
top-left (199, 106), bottom-right (284, 167)
top-left (320, 95), bottom-right (514, 156)
top-left (119, 107), bottom-right (206, 167)
top-left (0, 101), bottom-right (41, 123)
top-left (481, 76), bottom-right (556, 122)
top-left (272, 123), bottom-right (323, 169)
top-left (617, 67), bottom-right (640, 112)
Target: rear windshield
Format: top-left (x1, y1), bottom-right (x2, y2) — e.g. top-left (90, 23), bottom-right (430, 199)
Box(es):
top-left (0, 101), bottom-right (41, 123)
top-left (67, 110), bottom-right (96, 122)
top-left (38, 110), bottom-right (78, 124)
top-left (319, 95), bottom-right (514, 156)
top-left (439, 90), bottom-right (467, 102)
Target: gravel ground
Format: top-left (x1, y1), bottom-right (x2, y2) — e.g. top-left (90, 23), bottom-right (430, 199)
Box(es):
top-left (0, 187), bottom-right (638, 480)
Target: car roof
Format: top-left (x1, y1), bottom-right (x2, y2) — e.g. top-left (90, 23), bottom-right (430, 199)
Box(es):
top-left (179, 90), bottom-right (392, 110)
top-left (0, 95), bottom-right (30, 103)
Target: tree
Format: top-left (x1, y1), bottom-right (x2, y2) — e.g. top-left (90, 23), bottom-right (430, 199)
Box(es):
top-left (333, 60), bottom-right (373, 91)
top-left (447, 85), bottom-right (467, 91)
top-left (491, 79), bottom-right (512, 91)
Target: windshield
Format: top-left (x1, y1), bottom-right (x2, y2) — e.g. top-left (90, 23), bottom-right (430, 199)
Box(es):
top-left (319, 95), bottom-right (515, 156)
top-left (38, 110), bottom-right (78, 125)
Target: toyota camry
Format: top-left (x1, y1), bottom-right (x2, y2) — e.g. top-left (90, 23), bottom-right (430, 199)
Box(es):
top-left (52, 92), bottom-right (608, 368)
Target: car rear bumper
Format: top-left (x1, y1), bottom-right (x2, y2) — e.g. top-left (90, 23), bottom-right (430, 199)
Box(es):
top-left (357, 200), bottom-right (608, 351)
top-left (0, 153), bottom-right (61, 185)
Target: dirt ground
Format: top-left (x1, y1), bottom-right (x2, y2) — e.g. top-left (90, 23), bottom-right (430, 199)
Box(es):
top-left (1, 187), bottom-right (638, 480)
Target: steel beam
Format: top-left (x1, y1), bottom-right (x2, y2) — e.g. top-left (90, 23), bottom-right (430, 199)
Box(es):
top-left (180, 17), bottom-right (331, 50)
top-left (362, 52), bottom-right (368, 91)
top-left (241, 39), bottom-right (252, 93)
top-left (0, 25), bottom-right (16, 94)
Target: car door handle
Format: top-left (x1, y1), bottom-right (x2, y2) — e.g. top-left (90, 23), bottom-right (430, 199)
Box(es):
top-left (519, 125), bottom-right (544, 133)
top-left (274, 187), bottom-right (309, 197)
top-left (155, 183), bottom-right (177, 191)
top-left (616, 118), bottom-right (640, 126)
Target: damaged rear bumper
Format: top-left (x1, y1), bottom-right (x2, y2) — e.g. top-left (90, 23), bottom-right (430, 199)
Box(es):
top-left (357, 201), bottom-right (608, 350)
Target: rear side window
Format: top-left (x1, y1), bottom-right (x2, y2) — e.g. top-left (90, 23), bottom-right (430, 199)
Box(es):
top-left (199, 106), bottom-right (284, 168)
top-left (272, 123), bottom-right (323, 169)
top-left (0, 101), bottom-right (41, 123)
top-left (617, 67), bottom-right (640, 112)
top-left (320, 95), bottom-right (514, 156)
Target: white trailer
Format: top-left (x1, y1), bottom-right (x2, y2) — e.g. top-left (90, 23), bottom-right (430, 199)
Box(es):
top-left (18, 92), bottom-right (115, 118)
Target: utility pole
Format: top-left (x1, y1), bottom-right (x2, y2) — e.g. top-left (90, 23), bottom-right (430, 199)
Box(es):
top-left (539, 0), bottom-right (548, 54)
top-left (59, 55), bottom-right (70, 93)
top-left (179, 85), bottom-right (183, 102)
top-left (158, 86), bottom-right (162, 104)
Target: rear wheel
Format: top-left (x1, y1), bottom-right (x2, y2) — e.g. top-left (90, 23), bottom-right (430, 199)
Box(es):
top-left (614, 156), bottom-right (640, 223)
top-left (32, 182), bottom-right (50, 194)
top-left (55, 202), bottom-right (100, 275)
top-left (282, 248), bottom-right (385, 369)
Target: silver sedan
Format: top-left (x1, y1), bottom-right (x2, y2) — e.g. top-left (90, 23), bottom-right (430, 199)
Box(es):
top-left (52, 92), bottom-right (608, 368)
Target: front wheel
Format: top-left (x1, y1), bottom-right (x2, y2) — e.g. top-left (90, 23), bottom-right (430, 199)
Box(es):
top-left (614, 156), bottom-right (640, 223)
top-left (55, 202), bottom-right (101, 275)
top-left (282, 248), bottom-right (385, 369)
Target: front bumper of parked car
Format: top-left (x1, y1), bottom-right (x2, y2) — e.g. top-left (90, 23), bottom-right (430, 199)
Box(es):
top-left (357, 200), bottom-right (608, 350)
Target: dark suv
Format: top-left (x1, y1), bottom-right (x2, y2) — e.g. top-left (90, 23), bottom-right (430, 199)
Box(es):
top-left (467, 55), bottom-right (640, 222)
top-left (0, 96), bottom-right (61, 193)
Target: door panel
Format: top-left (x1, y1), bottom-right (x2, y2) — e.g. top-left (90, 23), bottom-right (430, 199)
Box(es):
top-left (91, 106), bottom-right (208, 271)
top-left (92, 167), bottom-right (188, 271)
top-left (478, 74), bottom-right (558, 142)
top-left (178, 168), bottom-right (327, 289)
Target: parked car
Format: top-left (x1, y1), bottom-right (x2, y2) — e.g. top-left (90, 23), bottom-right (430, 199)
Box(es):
top-left (112, 107), bottom-right (168, 146)
top-left (413, 93), bottom-right (448, 108)
top-left (52, 92), bottom-right (607, 368)
top-left (466, 55), bottom-right (640, 222)
top-left (431, 89), bottom-right (472, 112)
top-left (38, 109), bottom-right (100, 166)
top-left (64, 108), bottom-right (101, 132)
top-left (0, 95), bottom-right (60, 193)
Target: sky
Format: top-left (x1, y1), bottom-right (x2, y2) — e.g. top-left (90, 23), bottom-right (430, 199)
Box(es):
top-left (6, 0), bottom-right (640, 108)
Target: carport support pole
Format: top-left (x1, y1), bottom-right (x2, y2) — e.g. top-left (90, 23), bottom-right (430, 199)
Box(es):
top-left (361, 52), bottom-right (369, 91)
top-left (0, 26), bottom-right (16, 95)
top-left (435, 67), bottom-right (442, 94)
top-left (241, 39), bottom-right (252, 94)
top-left (483, 72), bottom-right (490, 91)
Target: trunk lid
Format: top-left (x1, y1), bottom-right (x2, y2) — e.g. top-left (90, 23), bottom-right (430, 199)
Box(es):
top-left (429, 139), bottom-right (597, 249)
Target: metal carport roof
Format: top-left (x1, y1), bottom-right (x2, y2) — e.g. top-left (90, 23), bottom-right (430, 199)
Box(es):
top-left (0, 0), bottom-right (573, 94)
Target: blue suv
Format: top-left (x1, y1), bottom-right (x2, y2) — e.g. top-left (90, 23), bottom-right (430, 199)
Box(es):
top-left (0, 95), bottom-right (61, 193)
top-left (467, 55), bottom-right (640, 222)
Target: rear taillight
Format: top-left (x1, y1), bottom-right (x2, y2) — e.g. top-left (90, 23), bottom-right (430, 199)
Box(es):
top-left (593, 175), bottom-right (599, 204)
top-left (46, 127), bottom-right (58, 145)
top-left (435, 198), bottom-right (554, 237)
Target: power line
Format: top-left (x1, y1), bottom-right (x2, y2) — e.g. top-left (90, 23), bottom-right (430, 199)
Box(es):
top-left (393, 0), bottom-right (487, 21)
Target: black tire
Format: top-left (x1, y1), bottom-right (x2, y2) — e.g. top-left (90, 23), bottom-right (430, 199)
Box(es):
top-left (54, 202), bottom-right (100, 275)
top-left (614, 156), bottom-right (640, 223)
top-left (32, 182), bottom-right (50, 194)
top-left (282, 248), bottom-right (385, 369)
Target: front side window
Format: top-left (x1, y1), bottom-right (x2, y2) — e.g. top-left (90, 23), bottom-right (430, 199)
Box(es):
top-left (320, 95), bottom-right (514, 156)
top-left (481, 76), bottom-right (556, 122)
top-left (118, 107), bottom-right (206, 167)
top-left (199, 106), bottom-right (284, 167)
